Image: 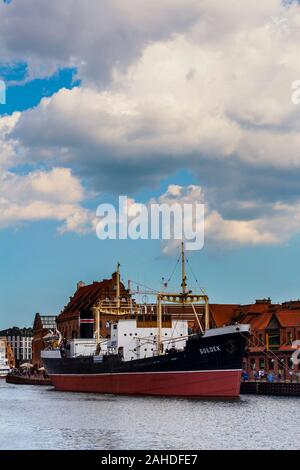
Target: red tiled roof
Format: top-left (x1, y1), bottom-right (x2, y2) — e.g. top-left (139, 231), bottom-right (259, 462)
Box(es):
top-left (239, 312), bottom-right (273, 330)
top-left (58, 275), bottom-right (130, 321)
top-left (209, 304), bottom-right (239, 328)
top-left (150, 303), bottom-right (239, 328)
top-left (240, 303), bottom-right (272, 314)
top-left (275, 309), bottom-right (300, 327)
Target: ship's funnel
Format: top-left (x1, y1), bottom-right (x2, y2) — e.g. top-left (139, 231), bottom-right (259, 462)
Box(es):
top-left (79, 309), bottom-right (94, 339)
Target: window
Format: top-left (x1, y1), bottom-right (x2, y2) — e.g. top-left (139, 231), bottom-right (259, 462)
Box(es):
top-left (266, 330), bottom-right (280, 350)
top-left (259, 357), bottom-right (265, 369)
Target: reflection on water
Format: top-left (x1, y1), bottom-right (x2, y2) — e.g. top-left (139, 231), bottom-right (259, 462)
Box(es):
top-left (0, 381), bottom-right (299, 450)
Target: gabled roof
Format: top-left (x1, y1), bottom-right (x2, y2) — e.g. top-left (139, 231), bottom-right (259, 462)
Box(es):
top-left (239, 312), bottom-right (273, 331)
top-left (237, 303), bottom-right (300, 330)
top-left (209, 304), bottom-right (239, 328)
top-left (275, 309), bottom-right (300, 328)
top-left (58, 274), bottom-right (130, 322)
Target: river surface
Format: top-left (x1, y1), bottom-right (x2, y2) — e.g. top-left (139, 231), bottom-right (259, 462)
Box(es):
top-left (0, 381), bottom-right (299, 450)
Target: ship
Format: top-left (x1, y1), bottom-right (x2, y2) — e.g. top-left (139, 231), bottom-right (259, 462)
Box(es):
top-left (42, 243), bottom-right (250, 398)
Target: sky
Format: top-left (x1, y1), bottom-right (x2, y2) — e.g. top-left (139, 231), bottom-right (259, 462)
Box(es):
top-left (1, 0), bottom-right (300, 328)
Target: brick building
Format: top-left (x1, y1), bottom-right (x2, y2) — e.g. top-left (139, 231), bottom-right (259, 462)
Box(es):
top-left (57, 272), bottom-right (132, 339)
top-left (234, 299), bottom-right (300, 378)
top-left (32, 314), bottom-right (57, 367)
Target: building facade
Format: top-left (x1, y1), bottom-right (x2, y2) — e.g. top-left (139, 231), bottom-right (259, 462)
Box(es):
top-left (57, 272), bottom-right (132, 339)
top-left (0, 327), bottom-right (33, 365)
top-left (0, 337), bottom-right (15, 372)
top-left (232, 299), bottom-right (300, 379)
top-left (32, 314), bottom-right (57, 367)
top-left (0, 338), bottom-right (9, 375)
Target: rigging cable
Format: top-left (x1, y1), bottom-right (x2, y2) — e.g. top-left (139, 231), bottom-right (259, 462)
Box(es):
top-left (185, 254), bottom-right (206, 295)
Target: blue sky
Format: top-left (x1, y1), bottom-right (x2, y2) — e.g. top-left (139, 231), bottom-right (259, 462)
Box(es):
top-left (1, 1), bottom-right (300, 329)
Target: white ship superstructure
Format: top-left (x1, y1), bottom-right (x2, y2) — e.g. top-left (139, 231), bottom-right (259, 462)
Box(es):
top-left (109, 319), bottom-right (188, 361)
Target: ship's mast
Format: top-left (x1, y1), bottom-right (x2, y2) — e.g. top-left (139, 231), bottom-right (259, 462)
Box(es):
top-left (116, 262), bottom-right (121, 309)
top-left (181, 240), bottom-right (187, 297)
top-left (156, 241), bottom-right (210, 355)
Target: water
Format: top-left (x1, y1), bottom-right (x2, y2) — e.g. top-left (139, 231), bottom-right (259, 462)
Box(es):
top-left (0, 381), bottom-right (299, 450)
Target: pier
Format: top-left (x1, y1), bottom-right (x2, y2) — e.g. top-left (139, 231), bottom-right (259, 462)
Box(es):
top-left (241, 381), bottom-right (300, 397)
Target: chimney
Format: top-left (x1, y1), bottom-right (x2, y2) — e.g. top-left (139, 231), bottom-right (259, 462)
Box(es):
top-left (255, 298), bottom-right (271, 305)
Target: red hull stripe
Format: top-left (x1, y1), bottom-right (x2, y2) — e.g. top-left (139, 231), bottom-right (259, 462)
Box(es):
top-left (50, 370), bottom-right (242, 397)
top-left (50, 369), bottom-right (241, 376)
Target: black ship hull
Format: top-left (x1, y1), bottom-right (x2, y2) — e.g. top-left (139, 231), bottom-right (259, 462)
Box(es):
top-left (43, 327), bottom-right (249, 397)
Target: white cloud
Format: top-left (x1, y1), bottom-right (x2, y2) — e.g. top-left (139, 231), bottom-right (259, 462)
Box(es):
top-left (2, 0), bottom-right (300, 247)
top-left (0, 167), bottom-right (95, 232)
top-left (10, 1), bottom-right (300, 191)
top-left (147, 184), bottom-right (300, 254)
top-left (0, 0), bottom-right (201, 84)
top-left (2, 167), bottom-right (85, 204)
top-left (0, 113), bottom-right (21, 171)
